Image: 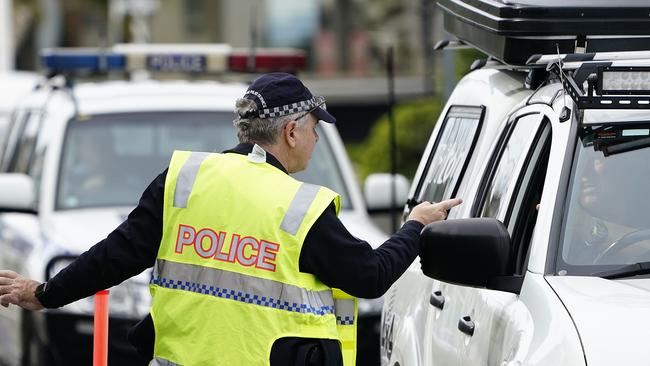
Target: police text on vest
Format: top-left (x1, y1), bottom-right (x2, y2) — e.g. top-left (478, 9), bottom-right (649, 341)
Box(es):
top-left (175, 224), bottom-right (279, 271)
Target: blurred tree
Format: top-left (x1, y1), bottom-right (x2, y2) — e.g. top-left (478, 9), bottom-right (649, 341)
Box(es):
top-left (62, 0), bottom-right (108, 46)
top-left (347, 96), bottom-right (443, 182)
top-left (346, 48), bottom-right (483, 183)
top-left (13, 0), bottom-right (40, 69)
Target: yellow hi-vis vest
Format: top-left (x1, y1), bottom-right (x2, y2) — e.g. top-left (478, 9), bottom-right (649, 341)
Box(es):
top-left (150, 150), bottom-right (358, 366)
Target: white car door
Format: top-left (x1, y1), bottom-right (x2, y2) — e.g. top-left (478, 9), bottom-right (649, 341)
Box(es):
top-left (452, 107), bottom-right (553, 366)
top-left (411, 105), bottom-right (486, 365)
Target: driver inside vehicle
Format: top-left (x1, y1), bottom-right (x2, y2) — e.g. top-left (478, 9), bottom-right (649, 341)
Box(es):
top-left (564, 141), bottom-right (650, 265)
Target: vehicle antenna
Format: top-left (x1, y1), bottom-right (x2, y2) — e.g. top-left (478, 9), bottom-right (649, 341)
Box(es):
top-left (556, 43), bottom-right (571, 122)
top-left (556, 44), bottom-right (567, 111)
top-left (65, 77), bottom-right (80, 119)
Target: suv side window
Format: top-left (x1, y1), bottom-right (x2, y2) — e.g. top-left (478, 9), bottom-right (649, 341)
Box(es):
top-left (475, 113), bottom-right (543, 221)
top-left (415, 105), bottom-right (484, 204)
top-left (0, 110), bottom-right (19, 166)
top-left (1, 109), bottom-right (31, 172)
top-left (474, 112), bottom-right (552, 273)
top-left (12, 111), bottom-right (43, 174)
top-left (509, 120), bottom-right (551, 273)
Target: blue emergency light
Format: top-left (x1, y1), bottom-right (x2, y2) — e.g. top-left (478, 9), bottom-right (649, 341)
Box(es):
top-left (40, 44), bottom-right (306, 74)
top-left (41, 50), bottom-right (126, 72)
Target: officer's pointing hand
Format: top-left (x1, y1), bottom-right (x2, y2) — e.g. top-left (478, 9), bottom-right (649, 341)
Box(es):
top-left (0, 270), bottom-right (44, 311)
top-left (407, 198), bottom-right (463, 226)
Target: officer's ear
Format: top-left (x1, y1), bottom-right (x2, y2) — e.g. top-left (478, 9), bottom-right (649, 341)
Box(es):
top-left (284, 120), bottom-right (298, 148)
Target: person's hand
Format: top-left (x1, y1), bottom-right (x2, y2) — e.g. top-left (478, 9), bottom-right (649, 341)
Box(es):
top-left (0, 270), bottom-right (44, 311)
top-left (407, 198), bottom-right (463, 226)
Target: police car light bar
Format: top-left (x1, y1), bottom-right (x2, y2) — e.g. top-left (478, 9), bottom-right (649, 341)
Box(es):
top-left (229, 48), bottom-right (306, 73)
top-left (41, 44), bottom-right (306, 74)
top-left (41, 48), bottom-right (126, 72)
top-left (114, 43), bottom-right (232, 73)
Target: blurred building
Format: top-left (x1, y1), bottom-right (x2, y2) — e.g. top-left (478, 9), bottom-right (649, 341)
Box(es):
top-left (9, 0), bottom-right (449, 141)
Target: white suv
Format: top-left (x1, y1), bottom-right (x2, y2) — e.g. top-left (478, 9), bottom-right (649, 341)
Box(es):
top-left (0, 46), bottom-right (389, 366)
top-left (381, 1), bottom-right (650, 365)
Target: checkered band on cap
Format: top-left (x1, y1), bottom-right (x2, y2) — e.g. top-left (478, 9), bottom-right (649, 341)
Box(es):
top-left (257, 95), bottom-right (326, 119)
top-left (244, 90), bottom-right (267, 108)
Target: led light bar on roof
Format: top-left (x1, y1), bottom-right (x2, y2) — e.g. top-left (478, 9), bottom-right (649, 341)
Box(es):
top-left (599, 67), bottom-right (650, 95)
top-left (548, 63), bottom-right (650, 110)
top-left (41, 44), bottom-right (306, 74)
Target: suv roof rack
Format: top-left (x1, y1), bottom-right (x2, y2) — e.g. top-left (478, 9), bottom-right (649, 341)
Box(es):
top-left (528, 50), bottom-right (650, 83)
top-left (437, 0), bottom-right (650, 66)
top-left (527, 50), bottom-right (650, 68)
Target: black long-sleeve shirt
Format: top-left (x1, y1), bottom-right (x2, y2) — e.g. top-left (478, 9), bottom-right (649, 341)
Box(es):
top-left (37, 143), bottom-right (424, 364)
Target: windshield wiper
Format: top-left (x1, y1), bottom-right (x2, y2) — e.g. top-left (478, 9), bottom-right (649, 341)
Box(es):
top-left (592, 261), bottom-right (650, 279)
top-left (601, 136), bottom-right (650, 157)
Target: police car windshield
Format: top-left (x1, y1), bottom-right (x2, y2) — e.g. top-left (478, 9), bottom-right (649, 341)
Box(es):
top-left (558, 125), bottom-right (650, 274)
top-left (56, 111), bottom-right (350, 210)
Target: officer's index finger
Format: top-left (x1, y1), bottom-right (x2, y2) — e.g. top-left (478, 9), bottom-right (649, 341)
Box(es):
top-left (440, 198), bottom-right (463, 210)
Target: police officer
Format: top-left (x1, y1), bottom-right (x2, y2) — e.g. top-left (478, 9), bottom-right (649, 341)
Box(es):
top-left (0, 73), bottom-right (462, 366)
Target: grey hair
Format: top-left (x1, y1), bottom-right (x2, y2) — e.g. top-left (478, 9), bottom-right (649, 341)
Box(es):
top-left (233, 98), bottom-right (309, 145)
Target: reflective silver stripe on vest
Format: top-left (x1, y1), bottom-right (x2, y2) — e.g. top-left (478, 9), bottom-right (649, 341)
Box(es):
top-left (149, 357), bottom-right (181, 366)
top-left (173, 152), bottom-right (211, 208)
top-left (280, 183), bottom-right (321, 235)
top-left (152, 259), bottom-right (335, 316)
top-left (335, 298), bottom-right (356, 325)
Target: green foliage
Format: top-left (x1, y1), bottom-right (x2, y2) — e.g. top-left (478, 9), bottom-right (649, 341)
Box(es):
top-left (455, 48), bottom-right (486, 80)
top-left (347, 97), bottom-right (444, 182)
top-left (347, 49), bottom-right (483, 184)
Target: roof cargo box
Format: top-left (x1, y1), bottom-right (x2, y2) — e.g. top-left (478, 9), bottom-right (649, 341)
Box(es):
top-left (438, 0), bottom-right (650, 66)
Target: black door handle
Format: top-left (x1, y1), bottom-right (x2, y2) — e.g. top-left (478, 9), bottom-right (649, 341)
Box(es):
top-left (429, 290), bottom-right (445, 310)
top-left (458, 316), bottom-right (475, 336)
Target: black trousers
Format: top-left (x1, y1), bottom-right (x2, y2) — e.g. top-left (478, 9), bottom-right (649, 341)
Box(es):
top-left (128, 314), bottom-right (343, 366)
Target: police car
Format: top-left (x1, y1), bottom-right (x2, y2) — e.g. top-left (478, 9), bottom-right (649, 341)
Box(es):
top-left (0, 45), bottom-right (391, 365)
top-left (381, 1), bottom-right (650, 365)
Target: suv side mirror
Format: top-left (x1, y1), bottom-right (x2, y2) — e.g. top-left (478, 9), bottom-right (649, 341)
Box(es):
top-left (419, 218), bottom-right (523, 294)
top-left (364, 173), bottom-right (409, 211)
top-left (0, 173), bottom-right (36, 213)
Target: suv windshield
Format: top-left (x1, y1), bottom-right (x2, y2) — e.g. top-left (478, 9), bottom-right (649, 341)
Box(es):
top-left (56, 111), bottom-right (350, 210)
top-left (559, 124), bottom-right (650, 274)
